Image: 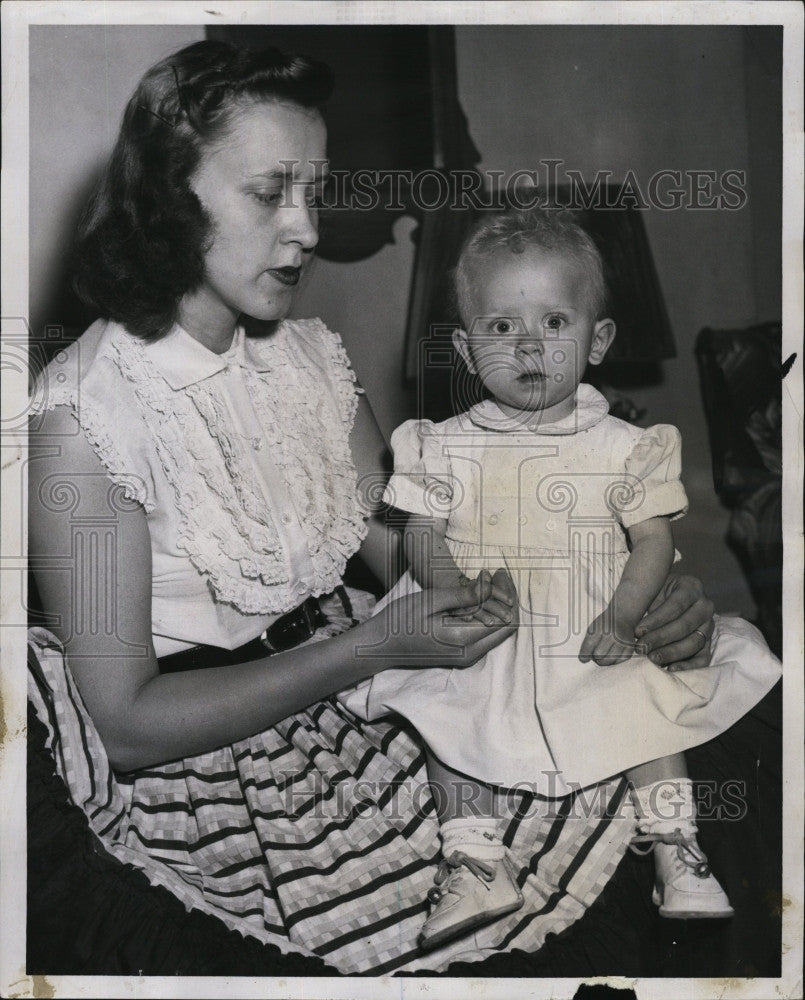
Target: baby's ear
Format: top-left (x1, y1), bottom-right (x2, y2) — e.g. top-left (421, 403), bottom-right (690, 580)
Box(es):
top-left (452, 328), bottom-right (477, 374)
top-left (588, 318), bottom-right (616, 366)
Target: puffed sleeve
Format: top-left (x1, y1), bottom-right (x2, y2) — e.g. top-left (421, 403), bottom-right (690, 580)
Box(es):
top-left (618, 424), bottom-right (688, 528)
top-left (382, 420), bottom-right (455, 518)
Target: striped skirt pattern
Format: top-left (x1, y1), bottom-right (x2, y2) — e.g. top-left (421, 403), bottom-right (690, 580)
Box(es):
top-left (27, 626), bottom-right (635, 975)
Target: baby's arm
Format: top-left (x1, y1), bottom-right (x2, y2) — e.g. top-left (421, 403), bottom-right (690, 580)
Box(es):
top-left (579, 516), bottom-right (675, 666)
top-left (405, 514), bottom-right (464, 591)
top-left (404, 515), bottom-right (515, 624)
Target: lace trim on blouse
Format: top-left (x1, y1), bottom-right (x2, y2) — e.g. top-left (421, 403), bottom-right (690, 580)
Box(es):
top-left (32, 319), bottom-right (368, 615)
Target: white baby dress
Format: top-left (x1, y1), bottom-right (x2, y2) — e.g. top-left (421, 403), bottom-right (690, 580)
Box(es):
top-left (342, 385), bottom-right (782, 794)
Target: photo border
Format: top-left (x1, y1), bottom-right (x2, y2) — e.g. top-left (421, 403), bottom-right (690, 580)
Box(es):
top-left (2, 3), bottom-right (802, 998)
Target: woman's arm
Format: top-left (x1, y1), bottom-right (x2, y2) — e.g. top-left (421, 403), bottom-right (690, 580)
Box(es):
top-left (348, 394), bottom-right (395, 588)
top-left (30, 407), bottom-right (516, 771)
top-left (579, 517), bottom-right (675, 665)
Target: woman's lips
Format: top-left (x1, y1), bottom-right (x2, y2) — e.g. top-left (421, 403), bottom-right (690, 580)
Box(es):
top-left (267, 266), bottom-right (301, 286)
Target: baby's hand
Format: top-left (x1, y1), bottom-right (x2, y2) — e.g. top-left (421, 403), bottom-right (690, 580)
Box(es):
top-left (454, 568), bottom-right (517, 627)
top-left (579, 613), bottom-right (644, 666)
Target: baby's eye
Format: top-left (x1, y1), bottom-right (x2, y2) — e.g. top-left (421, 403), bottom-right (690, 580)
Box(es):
top-left (544, 315), bottom-right (565, 330)
top-left (490, 319), bottom-right (517, 335)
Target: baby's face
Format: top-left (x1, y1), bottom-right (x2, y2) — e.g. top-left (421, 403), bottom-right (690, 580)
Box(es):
top-left (455, 249), bottom-right (614, 423)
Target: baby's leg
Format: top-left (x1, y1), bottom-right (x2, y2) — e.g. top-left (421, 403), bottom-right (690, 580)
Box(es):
top-left (419, 751), bottom-right (523, 950)
top-left (627, 749), bottom-right (687, 788)
top-left (627, 753), bottom-right (733, 919)
top-left (427, 751), bottom-right (495, 823)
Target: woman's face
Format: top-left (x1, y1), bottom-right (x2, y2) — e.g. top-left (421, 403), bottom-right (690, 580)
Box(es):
top-left (183, 100), bottom-right (328, 338)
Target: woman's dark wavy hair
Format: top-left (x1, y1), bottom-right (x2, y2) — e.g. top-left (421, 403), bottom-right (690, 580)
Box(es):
top-left (72, 40), bottom-right (334, 339)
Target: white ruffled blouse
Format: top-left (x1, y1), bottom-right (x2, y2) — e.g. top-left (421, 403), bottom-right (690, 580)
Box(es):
top-left (33, 318), bottom-right (368, 656)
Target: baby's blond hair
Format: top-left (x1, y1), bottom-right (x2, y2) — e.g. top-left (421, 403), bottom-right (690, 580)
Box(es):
top-left (454, 209), bottom-right (608, 325)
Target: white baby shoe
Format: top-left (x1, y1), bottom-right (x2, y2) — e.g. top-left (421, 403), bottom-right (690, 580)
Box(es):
top-left (419, 849), bottom-right (524, 951)
top-left (651, 835), bottom-right (734, 919)
top-left (631, 778), bottom-right (734, 920)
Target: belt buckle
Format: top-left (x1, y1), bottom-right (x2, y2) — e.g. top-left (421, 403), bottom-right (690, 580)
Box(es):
top-left (261, 598), bottom-right (321, 655)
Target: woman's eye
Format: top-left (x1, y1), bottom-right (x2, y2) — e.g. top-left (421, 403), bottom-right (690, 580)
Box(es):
top-left (252, 191), bottom-right (283, 206)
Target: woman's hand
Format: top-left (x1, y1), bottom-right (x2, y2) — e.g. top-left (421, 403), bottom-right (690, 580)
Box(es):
top-left (633, 574), bottom-right (715, 671)
top-left (377, 569), bottom-right (519, 669)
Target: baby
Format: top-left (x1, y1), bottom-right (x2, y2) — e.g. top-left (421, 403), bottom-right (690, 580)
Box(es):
top-left (342, 209), bottom-right (781, 951)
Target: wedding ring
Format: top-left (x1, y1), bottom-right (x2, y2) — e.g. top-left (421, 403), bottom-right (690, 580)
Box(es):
top-left (692, 627), bottom-right (708, 648)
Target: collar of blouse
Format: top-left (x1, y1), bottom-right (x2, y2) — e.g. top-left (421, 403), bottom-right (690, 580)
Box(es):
top-left (142, 323), bottom-right (276, 389)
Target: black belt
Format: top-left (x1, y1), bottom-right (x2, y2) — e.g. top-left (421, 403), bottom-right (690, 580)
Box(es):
top-left (158, 597), bottom-right (328, 673)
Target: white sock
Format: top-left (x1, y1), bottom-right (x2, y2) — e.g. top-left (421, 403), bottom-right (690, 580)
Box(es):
top-left (631, 778), bottom-right (698, 838)
top-left (440, 817), bottom-right (504, 861)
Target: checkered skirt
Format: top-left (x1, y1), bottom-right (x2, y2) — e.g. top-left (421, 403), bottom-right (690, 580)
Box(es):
top-left (27, 623), bottom-right (635, 975)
